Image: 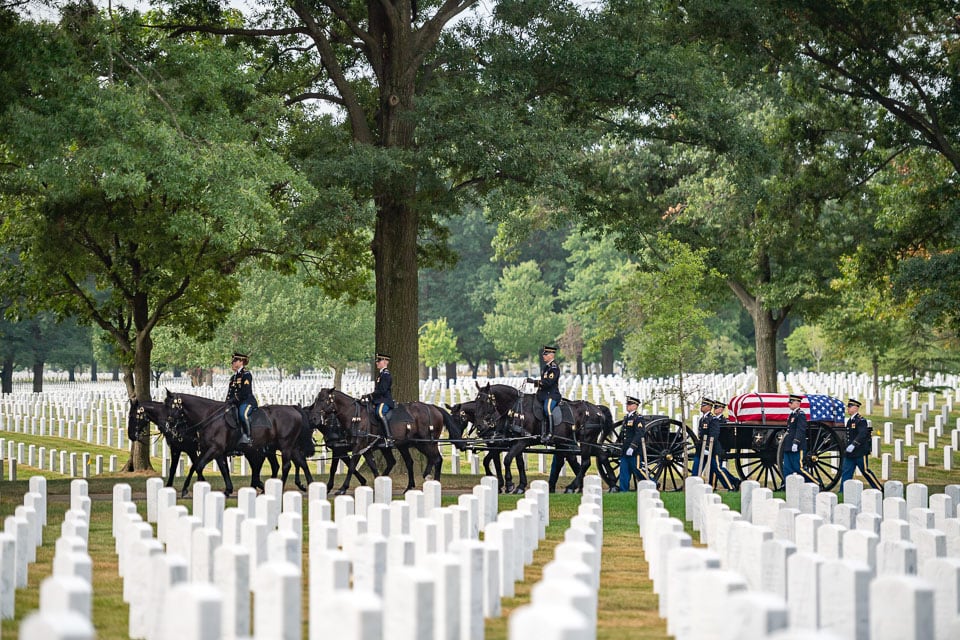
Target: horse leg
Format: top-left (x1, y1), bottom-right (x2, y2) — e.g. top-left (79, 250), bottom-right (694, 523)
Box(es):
top-left (326, 448), bottom-right (340, 488)
top-left (291, 449), bottom-right (313, 492)
top-left (268, 451), bottom-right (281, 478)
top-left (165, 447), bottom-right (180, 488)
top-left (502, 447), bottom-right (518, 495)
top-left (381, 448), bottom-right (397, 476)
top-left (397, 446), bottom-right (417, 492)
top-left (188, 450), bottom-right (207, 483)
top-left (421, 445), bottom-right (442, 481)
top-left (563, 454), bottom-right (584, 493)
top-left (185, 449), bottom-right (217, 498)
top-left (548, 454), bottom-right (563, 493)
top-left (248, 452), bottom-right (267, 493)
top-left (280, 456), bottom-right (293, 489)
top-left (512, 443), bottom-right (529, 494)
top-left (216, 455), bottom-right (234, 497)
top-left (335, 451), bottom-right (361, 495)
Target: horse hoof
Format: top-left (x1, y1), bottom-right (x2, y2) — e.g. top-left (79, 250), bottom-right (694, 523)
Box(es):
top-left (504, 485), bottom-right (515, 494)
top-left (511, 487), bottom-right (525, 495)
top-left (296, 484), bottom-right (307, 493)
top-left (548, 485), bottom-right (557, 494)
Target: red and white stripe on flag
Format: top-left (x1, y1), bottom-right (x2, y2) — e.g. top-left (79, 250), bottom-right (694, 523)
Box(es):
top-left (727, 392), bottom-right (845, 425)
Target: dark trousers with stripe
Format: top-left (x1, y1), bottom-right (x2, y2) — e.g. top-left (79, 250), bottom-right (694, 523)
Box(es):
top-left (841, 455), bottom-right (882, 490)
top-left (782, 450), bottom-right (818, 484)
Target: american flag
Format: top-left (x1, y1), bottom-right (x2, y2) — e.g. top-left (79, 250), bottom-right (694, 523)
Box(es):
top-left (727, 393), bottom-right (845, 426)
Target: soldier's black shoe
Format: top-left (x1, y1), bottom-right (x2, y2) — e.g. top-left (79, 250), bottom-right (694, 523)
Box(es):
top-left (238, 434), bottom-right (252, 446)
top-left (541, 434), bottom-right (553, 444)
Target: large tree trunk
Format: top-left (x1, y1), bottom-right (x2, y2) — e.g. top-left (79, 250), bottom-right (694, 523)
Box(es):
top-left (368, 3), bottom-right (420, 404)
top-left (872, 354), bottom-right (881, 403)
top-left (125, 327), bottom-right (154, 472)
top-left (32, 361), bottom-right (43, 393)
top-left (601, 342), bottom-right (615, 375)
top-left (728, 280), bottom-right (789, 393)
top-left (445, 362), bottom-right (457, 383)
top-left (90, 359), bottom-right (97, 382)
top-left (1, 356), bottom-right (12, 394)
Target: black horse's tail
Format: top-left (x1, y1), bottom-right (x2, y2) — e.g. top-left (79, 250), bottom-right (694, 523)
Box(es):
top-left (599, 404), bottom-right (616, 442)
top-left (296, 407), bottom-right (317, 457)
top-left (439, 406), bottom-right (464, 448)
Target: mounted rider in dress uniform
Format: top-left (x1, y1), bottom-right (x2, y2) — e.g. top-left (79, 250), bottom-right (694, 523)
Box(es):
top-left (226, 352), bottom-right (257, 445)
top-left (528, 345), bottom-right (562, 444)
top-left (841, 398), bottom-right (882, 489)
top-left (370, 353), bottom-right (396, 444)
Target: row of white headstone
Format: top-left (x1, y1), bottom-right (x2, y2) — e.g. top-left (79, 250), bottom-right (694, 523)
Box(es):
top-left (9, 477), bottom-right (98, 638)
top-left (12, 471), bottom-right (609, 640)
top-left (640, 474), bottom-right (960, 640)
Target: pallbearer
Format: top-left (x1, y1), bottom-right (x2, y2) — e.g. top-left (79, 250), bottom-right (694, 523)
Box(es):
top-left (618, 396), bottom-right (646, 492)
top-left (841, 398), bottom-right (881, 489)
top-left (707, 401), bottom-right (739, 490)
top-left (692, 397), bottom-right (713, 477)
top-left (783, 394), bottom-right (817, 484)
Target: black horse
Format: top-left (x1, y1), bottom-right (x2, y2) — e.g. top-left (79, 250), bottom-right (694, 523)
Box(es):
top-left (473, 382), bottom-right (582, 494)
top-left (302, 393), bottom-right (375, 490)
top-left (561, 399), bottom-right (619, 492)
top-left (446, 399), bottom-right (527, 493)
top-left (307, 388), bottom-right (465, 495)
top-left (163, 391), bottom-right (315, 497)
top-left (127, 398), bottom-right (288, 497)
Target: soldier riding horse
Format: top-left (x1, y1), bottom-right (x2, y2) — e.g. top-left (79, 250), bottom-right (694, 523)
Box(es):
top-left (306, 388), bottom-right (466, 495)
top-left (473, 382), bottom-right (582, 494)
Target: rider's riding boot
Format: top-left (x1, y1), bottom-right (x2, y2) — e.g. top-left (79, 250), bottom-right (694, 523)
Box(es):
top-left (380, 416), bottom-right (394, 447)
top-left (238, 417), bottom-right (252, 446)
top-left (541, 415), bottom-right (553, 444)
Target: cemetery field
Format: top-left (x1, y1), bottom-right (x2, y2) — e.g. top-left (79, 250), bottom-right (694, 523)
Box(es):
top-left (0, 474), bottom-right (698, 640)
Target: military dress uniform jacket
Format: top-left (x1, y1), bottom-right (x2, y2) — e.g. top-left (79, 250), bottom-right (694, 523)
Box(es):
top-left (785, 409), bottom-right (808, 449)
top-left (697, 412), bottom-right (711, 441)
top-left (845, 413), bottom-right (871, 458)
top-left (371, 369), bottom-right (396, 408)
top-left (707, 415), bottom-right (727, 455)
top-left (226, 368), bottom-right (258, 409)
top-left (620, 412), bottom-right (646, 452)
top-left (535, 361), bottom-right (562, 404)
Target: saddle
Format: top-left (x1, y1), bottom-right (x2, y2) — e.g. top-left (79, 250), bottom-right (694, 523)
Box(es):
top-left (359, 403), bottom-right (413, 443)
top-left (531, 398), bottom-right (573, 426)
top-left (225, 406), bottom-right (270, 432)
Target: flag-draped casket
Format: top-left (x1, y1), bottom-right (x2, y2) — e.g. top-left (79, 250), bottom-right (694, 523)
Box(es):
top-left (726, 393), bottom-right (845, 426)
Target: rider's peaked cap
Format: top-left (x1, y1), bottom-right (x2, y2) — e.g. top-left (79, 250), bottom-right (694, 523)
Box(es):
top-left (375, 353), bottom-right (391, 361)
top-left (788, 394), bottom-right (804, 402)
top-left (232, 352), bottom-right (249, 361)
top-left (541, 345), bottom-right (558, 355)
top-left (625, 396), bottom-right (640, 405)
top-left (700, 397), bottom-right (714, 406)
top-left (847, 398), bottom-right (862, 407)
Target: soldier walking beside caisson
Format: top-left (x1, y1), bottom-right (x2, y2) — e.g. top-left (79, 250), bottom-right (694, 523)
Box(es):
top-left (692, 397), bottom-right (713, 477)
top-left (783, 394), bottom-right (818, 483)
top-left (707, 401), bottom-right (739, 490)
top-left (841, 398), bottom-right (882, 489)
top-left (618, 396), bottom-right (646, 492)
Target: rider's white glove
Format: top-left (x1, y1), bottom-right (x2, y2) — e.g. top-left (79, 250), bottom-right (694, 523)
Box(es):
top-left (791, 443), bottom-right (798, 453)
top-left (625, 447), bottom-right (634, 457)
top-left (846, 444), bottom-right (855, 453)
